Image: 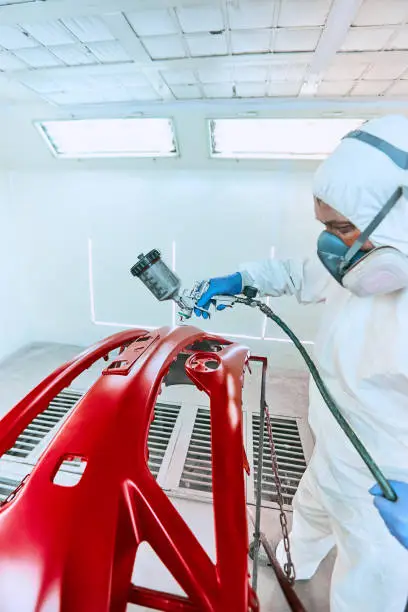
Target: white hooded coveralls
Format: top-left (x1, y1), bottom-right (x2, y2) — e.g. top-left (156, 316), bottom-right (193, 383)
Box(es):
top-left (240, 115), bottom-right (408, 612)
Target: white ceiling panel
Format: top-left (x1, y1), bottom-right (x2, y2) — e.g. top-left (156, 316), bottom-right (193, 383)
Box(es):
top-left (341, 27), bottom-right (394, 51)
top-left (350, 79), bottom-right (391, 96)
top-left (233, 66), bottom-right (268, 82)
top-left (50, 44), bottom-right (96, 66)
top-left (364, 60), bottom-right (408, 80)
top-left (388, 80), bottom-right (408, 95)
top-left (126, 10), bottom-right (178, 37)
top-left (112, 72), bottom-right (150, 88)
top-left (176, 5), bottom-right (224, 34)
top-left (14, 47), bottom-right (62, 68)
top-left (278, 1), bottom-right (331, 27)
top-left (197, 67), bottom-right (234, 83)
top-left (20, 21), bottom-right (74, 46)
top-left (161, 69), bottom-right (196, 85)
top-left (87, 41), bottom-right (131, 63)
top-left (353, 0), bottom-right (408, 26)
top-left (235, 82), bottom-right (266, 97)
top-left (142, 35), bottom-right (186, 59)
top-left (61, 16), bottom-right (115, 43)
top-left (0, 78), bottom-right (37, 103)
top-left (324, 54), bottom-right (368, 80)
top-left (0, 51), bottom-right (27, 71)
top-left (170, 83), bottom-right (201, 98)
top-left (186, 32), bottom-right (227, 56)
top-left (228, 2), bottom-right (275, 30)
top-left (120, 86), bottom-right (160, 101)
top-left (203, 82), bottom-right (234, 97)
top-left (268, 81), bottom-right (301, 96)
top-left (17, 73), bottom-right (66, 94)
top-left (316, 80), bottom-right (355, 96)
top-left (275, 27), bottom-right (321, 52)
top-left (0, 0), bottom-right (38, 4)
top-left (269, 62), bottom-right (309, 81)
top-left (231, 29), bottom-right (271, 54)
top-left (0, 25), bottom-right (38, 49)
top-left (45, 90), bottom-right (111, 105)
top-left (388, 28), bottom-right (408, 50)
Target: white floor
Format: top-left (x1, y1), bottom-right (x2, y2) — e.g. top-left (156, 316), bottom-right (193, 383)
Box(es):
top-left (0, 342), bottom-right (334, 611)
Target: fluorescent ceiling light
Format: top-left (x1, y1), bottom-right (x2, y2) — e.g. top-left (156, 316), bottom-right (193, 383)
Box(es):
top-left (210, 118), bottom-right (365, 160)
top-left (36, 118), bottom-right (178, 158)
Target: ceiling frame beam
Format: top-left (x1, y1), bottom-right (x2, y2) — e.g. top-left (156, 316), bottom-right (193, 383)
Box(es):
top-left (300, 0), bottom-right (364, 95)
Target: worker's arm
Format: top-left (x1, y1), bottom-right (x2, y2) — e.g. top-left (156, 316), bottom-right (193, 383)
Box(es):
top-left (370, 481), bottom-right (408, 549)
top-left (239, 256), bottom-right (331, 303)
top-left (194, 257), bottom-right (331, 318)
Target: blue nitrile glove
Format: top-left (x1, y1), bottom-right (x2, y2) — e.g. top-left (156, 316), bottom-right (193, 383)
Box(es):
top-left (370, 481), bottom-right (408, 549)
top-left (194, 272), bottom-right (243, 319)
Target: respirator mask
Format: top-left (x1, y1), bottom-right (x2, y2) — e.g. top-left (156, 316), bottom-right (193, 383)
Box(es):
top-left (317, 129), bottom-right (408, 297)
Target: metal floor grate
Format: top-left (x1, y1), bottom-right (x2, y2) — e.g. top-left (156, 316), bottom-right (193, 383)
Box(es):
top-left (179, 408), bottom-right (212, 493)
top-left (5, 389), bottom-right (83, 460)
top-left (253, 414), bottom-right (307, 506)
top-left (147, 403), bottom-right (180, 478)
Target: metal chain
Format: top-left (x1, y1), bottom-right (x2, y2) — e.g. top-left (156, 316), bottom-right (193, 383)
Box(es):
top-left (264, 401), bottom-right (296, 583)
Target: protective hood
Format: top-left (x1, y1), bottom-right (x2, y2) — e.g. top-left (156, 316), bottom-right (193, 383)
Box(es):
top-left (313, 114), bottom-right (408, 256)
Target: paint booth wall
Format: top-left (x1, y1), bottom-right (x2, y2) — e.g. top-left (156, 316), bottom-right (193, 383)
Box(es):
top-left (0, 173), bottom-right (30, 362)
top-left (7, 167), bottom-right (325, 370)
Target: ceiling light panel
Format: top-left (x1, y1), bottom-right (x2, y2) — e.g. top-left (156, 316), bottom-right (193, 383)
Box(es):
top-left (142, 35), bottom-right (186, 59)
top-left (0, 25), bottom-right (37, 49)
top-left (176, 5), bottom-right (224, 34)
top-left (14, 47), bottom-right (62, 68)
top-left (36, 118), bottom-right (178, 158)
top-left (126, 10), bottom-right (178, 36)
top-left (353, 0), bottom-right (408, 26)
top-left (61, 16), bottom-right (115, 43)
top-left (19, 21), bottom-right (74, 46)
top-left (341, 27), bottom-right (394, 51)
top-left (49, 44), bottom-right (96, 66)
top-left (231, 29), bottom-right (271, 53)
top-left (87, 41), bottom-right (131, 63)
top-left (210, 118), bottom-right (365, 159)
top-left (186, 32), bottom-right (227, 56)
top-left (274, 27), bottom-right (321, 52)
top-left (228, 2), bottom-right (275, 30)
top-left (278, 0), bottom-right (331, 27)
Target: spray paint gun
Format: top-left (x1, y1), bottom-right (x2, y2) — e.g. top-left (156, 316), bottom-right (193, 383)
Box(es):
top-left (130, 249), bottom-right (257, 322)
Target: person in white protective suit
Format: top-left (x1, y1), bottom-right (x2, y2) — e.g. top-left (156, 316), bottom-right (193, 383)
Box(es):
top-left (194, 114), bottom-right (408, 612)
